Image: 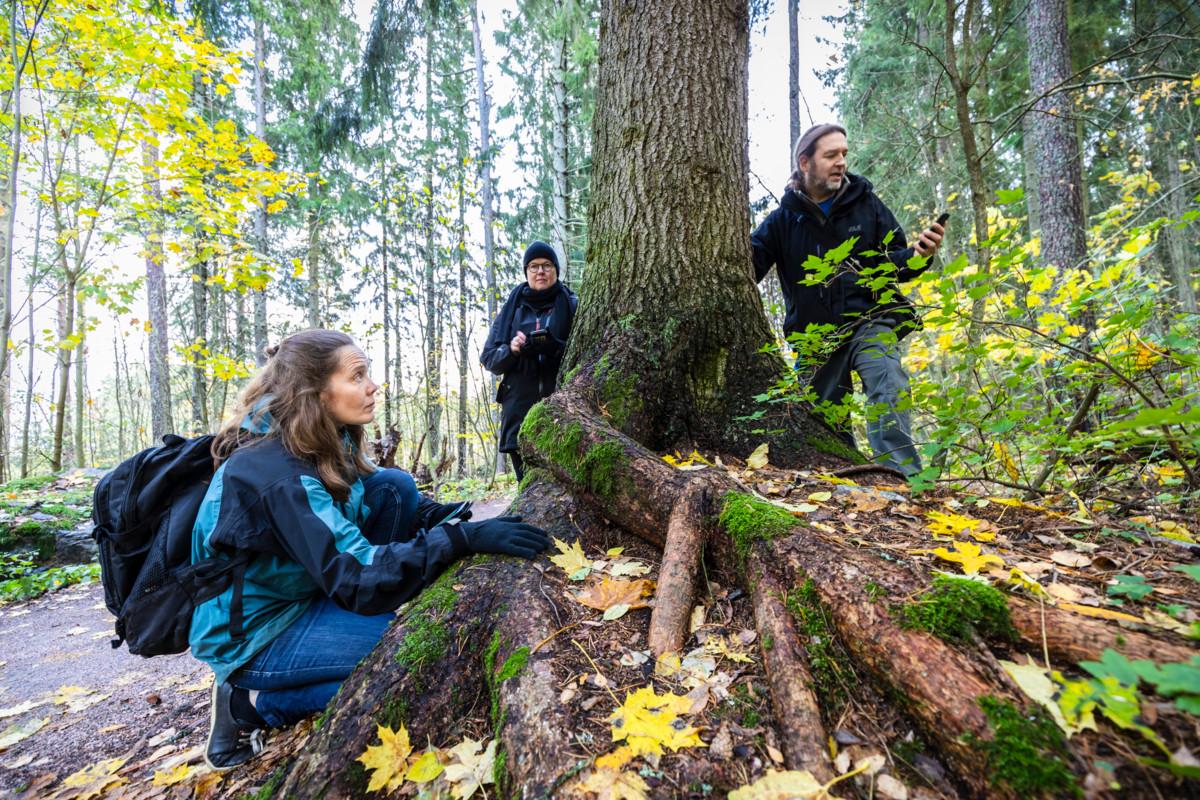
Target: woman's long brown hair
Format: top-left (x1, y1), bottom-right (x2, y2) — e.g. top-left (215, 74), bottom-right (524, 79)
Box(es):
top-left (211, 329), bottom-right (375, 502)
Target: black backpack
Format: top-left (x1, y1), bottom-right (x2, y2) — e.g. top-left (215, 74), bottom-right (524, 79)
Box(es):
top-left (92, 434), bottom-right (248, 657)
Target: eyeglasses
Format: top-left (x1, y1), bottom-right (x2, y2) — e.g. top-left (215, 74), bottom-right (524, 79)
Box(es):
top-left (526, 263), bottom-right (555, 273)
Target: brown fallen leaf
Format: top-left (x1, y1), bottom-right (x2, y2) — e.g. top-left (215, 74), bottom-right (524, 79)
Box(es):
top-left (576, 578), bottom-right (656, 612)
top-left (1050, 551), bottom-right (1092, 569)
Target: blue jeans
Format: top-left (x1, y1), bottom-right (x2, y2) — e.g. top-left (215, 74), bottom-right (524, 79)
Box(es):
top-left (229, 468), bottom-right (420, 727)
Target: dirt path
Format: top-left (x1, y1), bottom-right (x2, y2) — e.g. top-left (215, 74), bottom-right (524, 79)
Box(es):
top-left (0, 494), bottom-right (513, 798)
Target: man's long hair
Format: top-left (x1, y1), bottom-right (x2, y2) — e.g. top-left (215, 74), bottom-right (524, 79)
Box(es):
top-left (211, 329), bottom-right (375, 502)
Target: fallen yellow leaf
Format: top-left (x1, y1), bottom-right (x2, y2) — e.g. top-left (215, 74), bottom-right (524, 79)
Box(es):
top-left (577, 578), bottom-right (655, 612)
top-left (927, 541), bottom-right (1005, 575)
top-left (747, 443), bottom-right (770, 470)
top-left (357, 723), bottom-right (414, 794)
top-left (1057, 602), bottom-right (1142, 623)
top-left (549, 538), bottom-right (593, 580)
top-left (926, 510), bottom-right (995, 542)
top-left (578, 767), bottom-right (650, 799)
top-left (609, 686), bottom-right (704, 756)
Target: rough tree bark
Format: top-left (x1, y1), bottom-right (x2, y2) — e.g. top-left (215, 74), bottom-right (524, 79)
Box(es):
top-left (1026, 0), bottom-right (1087, 276)
top-left (143, 140), bottom-right (174, 440)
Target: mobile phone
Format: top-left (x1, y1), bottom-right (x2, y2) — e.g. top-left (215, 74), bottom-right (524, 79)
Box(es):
top-left (528, 329), bottom-right (549, 342)
top-left (935, 212), bottom-right (950, 226)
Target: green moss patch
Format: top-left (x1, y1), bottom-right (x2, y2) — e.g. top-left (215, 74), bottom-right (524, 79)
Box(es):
top-left (595, 358), bottom-right (642, 431)
top-left (785, 579), bottom-right (853, 717)
top-left (519, 402), bottom-right (629, 499)
top-left (719, 491), bottom-right (797, 566)
top-left (897, 575), bottom-right (1016, 645)
top-left (393, 571), bottom-right (460, 680)
top-left (484, 632), bottom-right (530, 798)
top-left (969, 696), bottom-right (1080, 797)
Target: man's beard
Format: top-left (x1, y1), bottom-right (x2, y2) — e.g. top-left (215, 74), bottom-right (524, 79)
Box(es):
top-left (803, 171), bottom-right (842, 199)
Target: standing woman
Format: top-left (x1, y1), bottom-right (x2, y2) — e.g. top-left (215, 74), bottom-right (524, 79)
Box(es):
top-left (482, 242), bottom-right (577, 481)
top-left (193, 329), bottom-right (549, 770)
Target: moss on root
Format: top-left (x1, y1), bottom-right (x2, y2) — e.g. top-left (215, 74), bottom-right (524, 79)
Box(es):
top-left (594, 356), bottom-right (642, 432)
top-left (484, 632), bottom-right (531, 797)
top-left (968, 696), bottom-right (1080, 797)
top-left (897, 575), bottom-right (1017, 645)
top-left (784, 579), bottom-right (853, 718)
top-left (804, 432), bottom-right (864, 463)
top-left (392, 570), bottom-right (460, 686)
top-left (719, 491), bottom-right (798, 566)
top-left (519, 401), bottom-right (630, 499)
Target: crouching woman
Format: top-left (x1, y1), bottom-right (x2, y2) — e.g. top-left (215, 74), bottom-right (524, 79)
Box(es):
top-left (192, 329), bottom-right (549, 770)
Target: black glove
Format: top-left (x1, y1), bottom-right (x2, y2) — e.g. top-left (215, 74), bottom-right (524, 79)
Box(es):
top-left (459, 516), bottom-right (550, 560)
top-left (416, 497), bottom-right (473, 531)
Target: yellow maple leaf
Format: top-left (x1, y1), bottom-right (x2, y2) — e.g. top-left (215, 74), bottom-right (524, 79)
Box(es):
top-left (443, 738), bottom-right (496, 799)
top-left (595, 745), bottom-right (637, 770)
top-left (357, 723), bottom-right (414, 794)
top-left (152, 763), bottom-right (194, 786)
top-left (578, 767), bottom-right (650, 799)
top-left (549, 538), bottom-right (593, 580)
top-left (1006, 568), bottom-right (1054, 601)
top-left (59, 758), bottom-right (127, 800)
top-left (609, 686), bottom-right (704, 756)
top-left (702, 636), bottom-right (754, 664)
top-left (729, 768), bottom-right (848, 799)
top-left (928, 541), bottom-right (1005, 575)
top-left (926, 510), bottom-right (995, 542)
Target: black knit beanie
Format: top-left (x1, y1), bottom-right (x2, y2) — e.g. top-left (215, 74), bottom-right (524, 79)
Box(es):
top-left (523, 241), bottom-right (559, 274)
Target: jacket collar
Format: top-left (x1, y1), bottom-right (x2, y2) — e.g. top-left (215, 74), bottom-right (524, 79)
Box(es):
top-left (781, 173), bottom-right (871, 221)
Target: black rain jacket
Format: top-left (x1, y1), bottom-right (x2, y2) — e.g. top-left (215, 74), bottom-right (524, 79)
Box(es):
top-left (751, 174), bottom-right (928, 339)
top-left (481, 282), bottom-right (578, 452)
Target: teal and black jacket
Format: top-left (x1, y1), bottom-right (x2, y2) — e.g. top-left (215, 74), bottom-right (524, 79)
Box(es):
top-left (189, 412), bottom-right (467, 683)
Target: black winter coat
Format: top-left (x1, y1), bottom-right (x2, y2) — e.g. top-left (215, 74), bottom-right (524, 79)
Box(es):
top-left (481, 283), bottom-right (578, 452)
top-left (751, 174), bottom-right (928, 339)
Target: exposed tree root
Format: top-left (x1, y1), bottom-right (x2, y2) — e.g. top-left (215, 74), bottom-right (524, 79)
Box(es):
top-left (648, 484), bottom-right (709, 656)
top-left (1008, 595), bottom-right (1197, 665)
top-left (747, 551), bottom-right (833, 782)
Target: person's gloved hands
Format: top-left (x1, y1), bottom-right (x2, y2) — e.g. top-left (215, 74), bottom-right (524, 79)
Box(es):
top-left (460, 516), bottom-right (550, 560)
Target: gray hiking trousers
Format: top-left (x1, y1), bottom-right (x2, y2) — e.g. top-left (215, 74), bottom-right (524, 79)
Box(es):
top-left (809, 321), bottom-right (922, 476)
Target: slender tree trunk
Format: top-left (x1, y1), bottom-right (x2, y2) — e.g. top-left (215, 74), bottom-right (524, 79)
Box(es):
top-left (253, 13), bottom-right (270, 364)
top-left (20, 197), bottom-right (40, 477)
top-left (191, 252), bottom-right (209, 434)
top-left (73, 294), bottom-right (85, 467)
top-left (1026, 0), bottom-right (1087, 278)
top-left (381, 163), bottom-right (393, 433)
top-left (470, 0), bottom-right (504, 475)
top-left (143, 140), bottom-right (173, 440)
top-left (423, 28), bottom-right (442, 466)
top-left (1021, 114), bottom-right (1041, 235)
top-left (1162, 148), bottom-right (1198, 314)
top-left (0, 1), bottom-right (23, 482)
top-left (549, 33), bottom-right (571, 282)
top-left (306, 175), bottom-right (321, 329)
top-left (113, 327), bottom-right (125, 458)
top-left (51, 272), bottom-right (75, 471)
top-left (456, 147), bottom-right (468, 479)
top-left (787, 0), bottom-right (800, 150)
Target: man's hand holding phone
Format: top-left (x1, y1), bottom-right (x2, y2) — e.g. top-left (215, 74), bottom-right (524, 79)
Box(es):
top-left (915, 211), bottom-right (948, 257)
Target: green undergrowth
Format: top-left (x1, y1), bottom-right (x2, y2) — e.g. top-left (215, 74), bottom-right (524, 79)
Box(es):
top-left (239, 767), bottom-right (285, 800)
top-left (897, 575), bottom-right (1017, 644)
top-left (519, 402), bottom-right (629, 499)
top-left (784, 579), bottom-right (853, 717)
top-left (0, 561), bottom-right (99, 604)
top-left (968, 696), bottom-right (1080, 797)
top-left (719, 491), bottom-right (798, 566)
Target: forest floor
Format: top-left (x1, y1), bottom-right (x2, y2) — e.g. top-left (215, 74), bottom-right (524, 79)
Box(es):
top-left (0, 474), bottom-right (513, 800)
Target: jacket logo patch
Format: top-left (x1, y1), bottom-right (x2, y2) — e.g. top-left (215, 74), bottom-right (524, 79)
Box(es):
top-left (847, 225), bottom-right (862, 233)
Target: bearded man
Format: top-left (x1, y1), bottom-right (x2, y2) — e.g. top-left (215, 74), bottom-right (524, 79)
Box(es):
top-left (751, 123), bottom-right (946, 476)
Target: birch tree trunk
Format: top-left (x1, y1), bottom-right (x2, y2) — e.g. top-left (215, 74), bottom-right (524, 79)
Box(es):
top-left (422, 28), bottom-right (442, 468)
top-left (787, 0), bottom-right (800, 150)
top-left (549, 33), bottom-right (571, 283)
top-left (73, 294), bottom-right (84, 466)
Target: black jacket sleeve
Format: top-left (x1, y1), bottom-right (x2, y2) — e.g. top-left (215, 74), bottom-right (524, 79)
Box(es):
top-left (260, 474), bottom-right (469, 615)
top-left (751, 208), bottom-right (782, 283)
top-left (480, 303), bottom-right (518, 375)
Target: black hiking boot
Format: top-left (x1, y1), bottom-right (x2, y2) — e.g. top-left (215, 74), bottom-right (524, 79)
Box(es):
top-left (415, 497), bottom-right (473, 531)
top-left (205, 681), bottom-right (264, 771)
